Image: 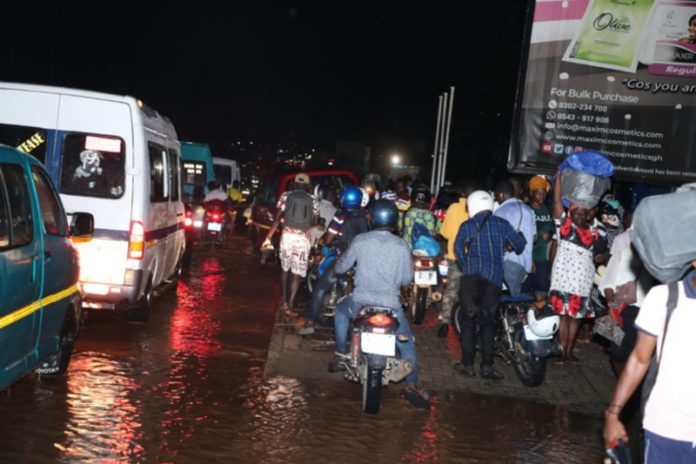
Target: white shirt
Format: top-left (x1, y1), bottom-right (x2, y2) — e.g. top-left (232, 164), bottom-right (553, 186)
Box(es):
top-left (635, 282), bottom-right (696, 442)
top-left (599, 230), bottom-right (652, 307)
top-left (203, 189), bottom-right (228, 202)
top-left (494, 198), bottom-right (536, 272)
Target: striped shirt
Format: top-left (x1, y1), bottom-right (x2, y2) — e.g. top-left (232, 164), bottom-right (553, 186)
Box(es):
top-left (454, 212), bottom-right (527, 287)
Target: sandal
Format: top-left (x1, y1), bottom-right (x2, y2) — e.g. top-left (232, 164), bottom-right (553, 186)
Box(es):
top-left (566, 354), bottom-right (579, 365)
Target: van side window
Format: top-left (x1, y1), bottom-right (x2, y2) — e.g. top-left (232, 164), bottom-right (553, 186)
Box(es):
top-left (148, 142), bottom-right (167, 203)
top-left (32, 167), bottom-right (68, 236)
top-left (0, 164), bottom-right (33, 247)
top-left (167, 149), bottom-right (180, 201)
top-left (59, 133), bottom-right (125, 199)
top-left (0, 123), bottom-right (48, 164)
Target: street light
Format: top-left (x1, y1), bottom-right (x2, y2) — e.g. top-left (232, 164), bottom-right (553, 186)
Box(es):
top-left (391, 154), bottom-right (401, 165)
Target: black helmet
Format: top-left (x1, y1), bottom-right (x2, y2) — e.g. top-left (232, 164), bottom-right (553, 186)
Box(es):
top-left (411, 184), bottom-right (432, 207)
top-left (369, 199), bottom-right (398, 230)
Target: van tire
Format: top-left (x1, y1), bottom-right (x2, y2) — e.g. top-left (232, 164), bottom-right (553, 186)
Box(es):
top-left (37, 302), bottom-right (78, 376)
top-left (126, 276), bottom-right (152, 322)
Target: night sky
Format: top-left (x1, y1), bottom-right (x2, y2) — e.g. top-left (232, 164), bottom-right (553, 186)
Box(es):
top-left (3, 1), bottom-right (527, 178)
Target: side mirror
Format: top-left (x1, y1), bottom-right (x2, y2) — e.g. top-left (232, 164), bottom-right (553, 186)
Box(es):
top-left (70, 212), bottom-right (94, 237)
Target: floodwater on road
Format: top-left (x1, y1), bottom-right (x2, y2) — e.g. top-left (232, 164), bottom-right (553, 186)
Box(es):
top-left (0, 234), bottom-right (603, 463)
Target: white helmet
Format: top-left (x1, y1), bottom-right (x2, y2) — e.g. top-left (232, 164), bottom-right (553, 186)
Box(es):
top-left (467, 190), bottom-right (494, 217)
top-left (526, 308), bottom-right (559, 338)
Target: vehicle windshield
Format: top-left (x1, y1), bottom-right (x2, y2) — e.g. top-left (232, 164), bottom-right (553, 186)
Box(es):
top-left (183, 161), bottom-right (207, 187)
top-left (0, 123), bottom-right (48, 163)
top-left (59, 133), bottom-right (126, 199)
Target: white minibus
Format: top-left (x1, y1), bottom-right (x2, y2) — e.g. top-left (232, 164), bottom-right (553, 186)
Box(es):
top-left (0, 82), bottom-right (186, 321)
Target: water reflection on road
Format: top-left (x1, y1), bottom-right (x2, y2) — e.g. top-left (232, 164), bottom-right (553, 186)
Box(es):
top-left (0, 236), bottom-right (602, 463)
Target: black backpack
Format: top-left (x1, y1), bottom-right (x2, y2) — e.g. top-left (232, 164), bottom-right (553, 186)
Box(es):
top-left (337, 209), bottom-right (369, 251)
top-left (284, 190), bottom-right (314, 231)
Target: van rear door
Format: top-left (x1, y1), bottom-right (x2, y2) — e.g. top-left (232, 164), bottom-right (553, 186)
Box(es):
top-left (0, 161), bottom-right (42, 380)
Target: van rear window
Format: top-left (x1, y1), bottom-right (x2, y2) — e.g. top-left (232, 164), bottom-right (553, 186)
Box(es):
top-left (183, 162), bottom-right (207, 187)
top-left (59, 133), bottom-right (125, 199)
top-left (0, 123), bottom-right (48, 164)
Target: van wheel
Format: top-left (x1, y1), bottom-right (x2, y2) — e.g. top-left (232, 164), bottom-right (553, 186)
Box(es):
top-left (126, 276), bottom-right (152, 322)
top-left (36, 303), bottom-right (77, 375)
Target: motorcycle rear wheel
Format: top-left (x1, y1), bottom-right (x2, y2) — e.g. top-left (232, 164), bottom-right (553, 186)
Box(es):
top-left (412, 287), bottom-right (428, 325)
top-left (512, 330), bottom-right (547, 387)
top-left (362, 366), bottom-right (383, 414)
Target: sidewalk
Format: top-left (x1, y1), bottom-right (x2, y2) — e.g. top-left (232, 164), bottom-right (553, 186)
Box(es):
top-left (264, 306), bottom-right (616, 416)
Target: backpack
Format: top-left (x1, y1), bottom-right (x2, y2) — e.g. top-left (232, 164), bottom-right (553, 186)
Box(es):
top-left (337, 209), bottom-right (369, 251)
top-left (284, 190), bottom-right (314, 231)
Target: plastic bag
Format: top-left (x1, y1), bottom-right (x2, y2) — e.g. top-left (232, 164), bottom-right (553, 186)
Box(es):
top-left (631, 189), bottom-right (696, 283)
top-left (413, 235), bottom-right (441, 257)
top-left (561, 169), bottom-right (611, 209)
top-left (558, 150), bottom-right (614, 177)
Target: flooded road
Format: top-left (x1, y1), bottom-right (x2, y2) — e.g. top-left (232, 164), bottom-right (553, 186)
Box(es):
top-left (0, 233), bottom-right (604, 463)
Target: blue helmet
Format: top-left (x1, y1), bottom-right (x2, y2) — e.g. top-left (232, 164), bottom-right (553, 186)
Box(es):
top-left (340, 183), bottom-right (363, 209)
top-left (369, 199), bottom-right (399, 230)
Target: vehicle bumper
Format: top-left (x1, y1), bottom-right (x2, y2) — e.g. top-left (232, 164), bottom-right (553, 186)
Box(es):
top-left (81, 269), bottom-right (144, 310)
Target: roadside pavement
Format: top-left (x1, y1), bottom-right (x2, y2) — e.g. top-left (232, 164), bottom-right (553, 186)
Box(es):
top-left (264, 305), bottom-right (616, 416)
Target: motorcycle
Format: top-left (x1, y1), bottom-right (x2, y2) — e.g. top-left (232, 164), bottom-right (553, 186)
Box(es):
top-left (202, 200), bottom-right (229, 249)
top-left (406, 250), bottom-right (444, 325)
top-left (306, 245), bottom-right (354, 326)
top-left (338, 306), bottom-right (414, 414)
top-left (453, 294), bottom-right (560, 387)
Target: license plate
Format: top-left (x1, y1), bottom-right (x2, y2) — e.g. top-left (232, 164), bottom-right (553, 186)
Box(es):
top-left (415, 270), bottom-right (437, 285)
top-left (524, 325), bottom-right (553, 341)
top-left (193, 220), bottom-right (203, 228)
top-left (361, 332), bottom-right (396, 356)
top-left (207, 222), bottom-right (222, 232)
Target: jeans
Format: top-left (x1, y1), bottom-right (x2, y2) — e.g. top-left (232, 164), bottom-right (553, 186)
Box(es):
top-left (458, 274), bottom-right (500, 367)
top-left (502, 260), bottom-right (527, 297)
top-left (334, 295), bottom-right (418, 386)
top-left (524, 260), bottom-right (551, 295)
top-left (307, 259), bottom-right (337, 323)
top-left (644, 430), bottom-right (696, 463)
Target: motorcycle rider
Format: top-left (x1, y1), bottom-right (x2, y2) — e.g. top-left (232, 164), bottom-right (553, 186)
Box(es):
top-left (298, 184), bottom-right (369, 335)
top-left (203, 180), bottom-right (228, 202)
top-left (328, 199), bottom-right (429, 410)
top-left (453, 190), bottom-right (527, 380)
top-left (400, 184), bottom-right (439, 248)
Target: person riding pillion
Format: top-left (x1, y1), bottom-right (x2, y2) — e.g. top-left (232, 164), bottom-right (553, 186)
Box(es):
top-left (298, 184), bottom-right (369, 335)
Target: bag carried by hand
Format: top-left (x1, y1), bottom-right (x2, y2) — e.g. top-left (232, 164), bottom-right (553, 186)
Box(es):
top-left (593, 314), bottom-right (624, 346)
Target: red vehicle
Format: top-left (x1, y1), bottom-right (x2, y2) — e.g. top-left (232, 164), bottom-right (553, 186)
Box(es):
top-left (248, 169), bottom-right (359, 252)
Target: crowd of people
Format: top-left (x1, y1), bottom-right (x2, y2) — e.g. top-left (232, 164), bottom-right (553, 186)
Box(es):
top-left (261, 171), bottom-right (696, 461)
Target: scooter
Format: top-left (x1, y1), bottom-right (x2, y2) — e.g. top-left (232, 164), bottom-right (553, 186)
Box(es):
top-left (453, 294), bottom-right (560, 387)
top-left (338, 306), bottom-right (414, 414)
top-left (307, 245), bottom-right (352, 326)
top-left (202, 200), bottom-right (229, 249)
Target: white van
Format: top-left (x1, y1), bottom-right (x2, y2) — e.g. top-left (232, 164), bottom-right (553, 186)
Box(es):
top-left (213, 157), bottom-right (241, 190)
top-left (0, 82), bottom-right (186, 321)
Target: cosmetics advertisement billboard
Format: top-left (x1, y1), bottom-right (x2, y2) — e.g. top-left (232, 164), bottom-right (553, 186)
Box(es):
top-left (509, 0), bottom-right (696, 184)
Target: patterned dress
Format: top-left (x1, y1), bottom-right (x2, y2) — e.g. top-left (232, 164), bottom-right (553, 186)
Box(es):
top-left (549, 215), bottom-right (602, 318)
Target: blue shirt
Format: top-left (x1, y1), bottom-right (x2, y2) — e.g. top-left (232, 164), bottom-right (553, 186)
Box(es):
top-left (494, 198), bottom-right (537, 272)
top-left (336, 230), bottom-right (413, 309)
top-left (454, 212), bottom-right (527, 287)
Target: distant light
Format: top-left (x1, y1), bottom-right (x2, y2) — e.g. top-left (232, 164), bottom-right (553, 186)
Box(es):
top-left (391, 154), bottom-right (401, 165)
top-left (328, 158), bottom-right (335, 166)
top-left (136, 99), bottom-right (144, 108)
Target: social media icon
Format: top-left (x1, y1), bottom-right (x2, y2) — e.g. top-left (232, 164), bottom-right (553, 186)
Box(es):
top-left (546, 110), bottom-right (557, 120)
top-left (541, 142), bottom-right (553, 154)
top-left (553, 143), bottom-right (564, 155)
top-left (574, 146), bottom-right (583, 152)
top-left (548, 100), bottom-right (558, 109)
top-left (543, 131), bottom-right (554, 141)
top-left (564, 145), bottom-right (574, 155)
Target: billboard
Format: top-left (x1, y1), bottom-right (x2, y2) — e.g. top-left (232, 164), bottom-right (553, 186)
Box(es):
top-left (509, 0), bottom-right (696, 184)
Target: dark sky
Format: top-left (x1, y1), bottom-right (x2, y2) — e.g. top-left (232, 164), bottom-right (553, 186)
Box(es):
top-left (3, 1), bottom-right (527, 177)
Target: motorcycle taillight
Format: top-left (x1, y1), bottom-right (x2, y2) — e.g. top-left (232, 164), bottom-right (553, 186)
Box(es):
top-left (419, 259), bottom-right (431, 268)
top-left (367, 313), bottom-right (392, 327)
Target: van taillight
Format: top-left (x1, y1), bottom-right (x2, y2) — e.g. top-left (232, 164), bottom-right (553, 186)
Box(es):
top-left (128, 221), bottom-right (145, 259)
